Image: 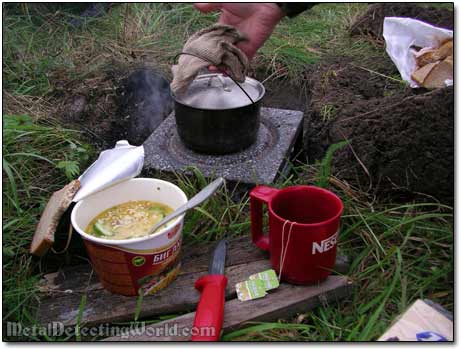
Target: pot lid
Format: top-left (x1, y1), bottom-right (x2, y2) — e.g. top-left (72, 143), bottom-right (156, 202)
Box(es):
top-left (174, 73), bottom-right (265, 110)
top-left (73, 140), bottom-right (144, 202)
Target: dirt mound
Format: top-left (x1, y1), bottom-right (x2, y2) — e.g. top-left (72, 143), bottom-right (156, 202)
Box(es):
top-left (350, 3), bottom-right (454, 43)
top-left (304, 55), bottom-right (453, 203)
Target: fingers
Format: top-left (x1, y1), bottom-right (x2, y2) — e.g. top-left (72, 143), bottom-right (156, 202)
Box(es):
top-left (235, 42), bottom-right (255, 61)
top-left (193, 3), bottom-right (222, 13)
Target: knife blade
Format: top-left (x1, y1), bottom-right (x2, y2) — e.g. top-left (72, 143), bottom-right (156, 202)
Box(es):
top-left (191, 239), bottom-right (228, 341)
top-left (208, 239), bottom-right (226, 274)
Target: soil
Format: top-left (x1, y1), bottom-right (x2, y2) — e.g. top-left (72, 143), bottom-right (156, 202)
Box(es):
top-left (350, 3), bottom-right (454, 43)
top-left (51, 68), bottom-right (124, 149)
top-left (262, 79), bottom-right (308, 112)
top-left (303, 53), bottom-right (454, 203)
top-left (52, 65), bottom-right (172, 149)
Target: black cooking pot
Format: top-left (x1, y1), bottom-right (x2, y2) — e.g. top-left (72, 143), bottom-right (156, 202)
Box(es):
top-left (173, 74), bottom-right (265, 154)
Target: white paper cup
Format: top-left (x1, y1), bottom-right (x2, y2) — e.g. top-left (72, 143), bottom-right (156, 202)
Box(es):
top-left (71, 178), bottom-right (187, 296)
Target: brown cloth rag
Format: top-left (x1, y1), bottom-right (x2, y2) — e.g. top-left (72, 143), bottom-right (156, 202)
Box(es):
top-left (171, 24), bottom-right (249, 95)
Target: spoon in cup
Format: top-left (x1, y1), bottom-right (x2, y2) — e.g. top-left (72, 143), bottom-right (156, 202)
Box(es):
top-left (147, 177), bottom-right (225, 236)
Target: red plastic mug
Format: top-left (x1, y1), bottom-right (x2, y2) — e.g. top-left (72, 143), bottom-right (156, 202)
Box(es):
top-left (250, 185), bottom-right (343, 284)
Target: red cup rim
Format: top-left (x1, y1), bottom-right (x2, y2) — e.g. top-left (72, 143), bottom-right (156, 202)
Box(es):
top-left (267, 185), bottom-right (343, 227)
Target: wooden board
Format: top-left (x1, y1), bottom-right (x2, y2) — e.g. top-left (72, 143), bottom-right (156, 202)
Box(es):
top-left (378, 299), bottom-right (453, 341)
top-left (37, 236), bottom-right (350, 329)
top-left (103, 276), bottom-right (351, 341)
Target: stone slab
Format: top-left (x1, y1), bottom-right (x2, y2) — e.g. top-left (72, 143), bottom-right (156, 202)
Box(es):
top-left (143, 107), bottom-right (303, 185)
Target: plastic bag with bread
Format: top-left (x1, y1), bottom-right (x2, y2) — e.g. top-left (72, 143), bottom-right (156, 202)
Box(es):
top-left (411, 38), bottom-right (453, 88)
top-left (383, 17), bottom-right (452, 88)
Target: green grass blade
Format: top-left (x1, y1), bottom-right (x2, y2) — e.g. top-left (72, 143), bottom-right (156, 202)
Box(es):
top-left (75, 294), bottom-right (87, 342)
top-left (222, 323), bottom-right (312, 341)
top-left (4, 152), bottom-right (55, 165)
top-left (315, 140), bottom-right (348, 188)
top-left (358, 249), bottom-right (402, 341)
top-left (193, 206), bottom-right (220, 226)
top-left (2, 158), bottom-right (21, 212)
top-left (134, 291), bottom-right (144, 322)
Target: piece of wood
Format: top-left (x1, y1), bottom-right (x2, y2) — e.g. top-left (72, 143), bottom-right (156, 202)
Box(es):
top-left (378, 299), bottom-right (453, 341)
top-left (104, 275), bottom-right (352, 341)
top-left (36, 236), bottom-right (349, 328)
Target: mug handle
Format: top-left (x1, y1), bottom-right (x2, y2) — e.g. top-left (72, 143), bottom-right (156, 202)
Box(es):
top-left (250, 186), bottom-right (279, 251)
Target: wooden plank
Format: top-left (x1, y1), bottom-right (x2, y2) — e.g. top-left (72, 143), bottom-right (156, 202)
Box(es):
top-left (38, 259), bottom-right (266, 327)
top-left (38, 237), bottom-right (349, 295)
top-left (103, 276), bottom-right (352, 341)
top-left (37, 236), bottom-right (268, 295)
top-left (37, 236), bottom-right (349, 328)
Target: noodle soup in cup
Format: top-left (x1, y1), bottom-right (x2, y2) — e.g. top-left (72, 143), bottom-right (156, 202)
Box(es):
top-left (71, 178), bottom-right (187, 296)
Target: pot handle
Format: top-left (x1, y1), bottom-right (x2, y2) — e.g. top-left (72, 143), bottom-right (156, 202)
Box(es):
top-left (250, 185), bottom-right (279, 251)
top-left (208, 74), bottom-right (232, 92)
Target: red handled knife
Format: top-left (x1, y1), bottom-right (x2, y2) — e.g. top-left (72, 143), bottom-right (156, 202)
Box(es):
top-left (191, 239), bottom-right (227, 341)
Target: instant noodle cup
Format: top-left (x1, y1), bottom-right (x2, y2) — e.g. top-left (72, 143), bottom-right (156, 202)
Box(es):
top-left (71, 178), bottom-right (187, 296)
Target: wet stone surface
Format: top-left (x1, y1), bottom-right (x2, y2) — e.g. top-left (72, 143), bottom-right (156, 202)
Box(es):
top-left (143, 107), bottom-right (303, 184)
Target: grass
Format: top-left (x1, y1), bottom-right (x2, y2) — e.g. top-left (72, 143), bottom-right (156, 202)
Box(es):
top-left (257, 3), bottom-right (380, 81)
top-left (2, 114), bottom-right (94, 327)
top-left (315, 141), bottom-right (348, 188)
top-left (320, 104), bottom-right (338, 122)
top-left (163, 167), bottom-right (251, 244)
top-left (2, 2), bottom-right (453, 342)
top-left (3, 3), bottom-right (377, 95)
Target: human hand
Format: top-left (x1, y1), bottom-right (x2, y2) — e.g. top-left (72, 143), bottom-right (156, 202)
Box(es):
top-left (194, 3), bottom-right (284, 60)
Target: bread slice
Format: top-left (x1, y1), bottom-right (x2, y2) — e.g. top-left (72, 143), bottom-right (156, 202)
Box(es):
top-left (414, 39), bottom-right (453, 67)
top-left (30, 180), bottom-right (80, 256)
top-left (433, 39), bottom-right (453, 61)
top-left (422, 58), bottom-right (453, 89)
top-left (415, 48), bottom-right (437, 67)
top-left (444, 55), bottom-right (453, 65)
top-left (411, 62), bottom-right (438, 86)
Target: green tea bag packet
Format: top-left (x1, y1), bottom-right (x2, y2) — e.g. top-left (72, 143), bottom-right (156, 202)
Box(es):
top-left (249, 269), bottom-right (280, 291)
top-left (236, 279), bottom-right (267, 302)
top-left (235, 269), bottom-right (280, 302)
